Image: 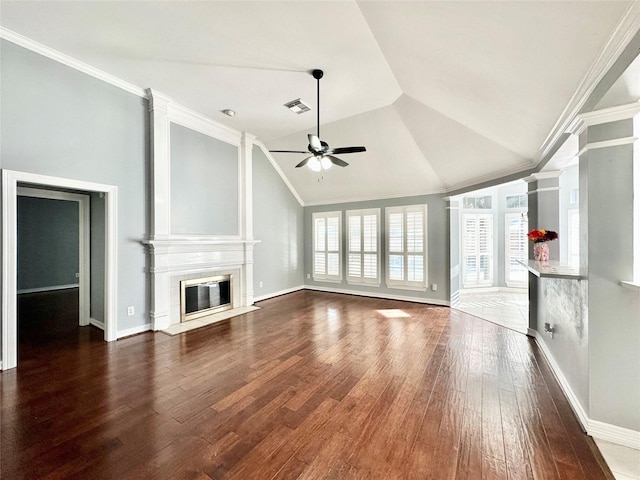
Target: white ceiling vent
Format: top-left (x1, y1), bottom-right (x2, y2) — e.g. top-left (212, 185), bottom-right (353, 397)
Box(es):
top-left (284, 98), bottom-right (311, 114)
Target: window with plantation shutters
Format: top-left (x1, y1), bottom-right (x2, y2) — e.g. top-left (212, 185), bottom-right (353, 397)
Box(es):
top-left (386, 205), bottom-right (428, 289)
top-left (346, 209), bottom-right (380, 285)
top-left (462, 214), bottom-right (493, 287)
top-left (505, 213), bottom-right (527, 287)
top-left (313, 211), bottom-right (342, 282)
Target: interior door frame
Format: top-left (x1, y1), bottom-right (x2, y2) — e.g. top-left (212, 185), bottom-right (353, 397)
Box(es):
top-left (17, 187), bottom-right (91, 327)
top-left (2, 170), bottom-right (118, 370)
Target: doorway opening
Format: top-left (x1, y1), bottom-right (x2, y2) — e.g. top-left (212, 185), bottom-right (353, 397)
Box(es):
top-left (2, 170), bottom-right (118, 370)
top-left (16, 188), bottom-right (95, 361)
top-left (450, 181), bottom-right (529, 334)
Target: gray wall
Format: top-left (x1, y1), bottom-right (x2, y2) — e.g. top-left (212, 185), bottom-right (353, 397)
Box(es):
top-left (582, 126), bottom-right (639, 431)
top-left (304, 194), bottom-right (449, 303)
top-left (252, 146), bottom-right (304, 296)
top-left (1, 39), bottom-right (149, 334)
top-left (170, 123), bottom-right (239, 235)
top-left (17, 196), bottom-right (79, 291)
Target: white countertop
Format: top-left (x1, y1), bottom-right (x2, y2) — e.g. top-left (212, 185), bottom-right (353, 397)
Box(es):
top-left (518, 260), bottom-right (583, 279)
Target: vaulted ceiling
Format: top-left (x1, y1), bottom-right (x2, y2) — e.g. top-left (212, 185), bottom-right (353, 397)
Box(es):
top-left (1, 1), bottom-right (639, 204)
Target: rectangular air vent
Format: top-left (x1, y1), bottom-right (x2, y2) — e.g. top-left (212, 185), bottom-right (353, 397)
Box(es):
top-left (284, 98), bottom-right (311, 114)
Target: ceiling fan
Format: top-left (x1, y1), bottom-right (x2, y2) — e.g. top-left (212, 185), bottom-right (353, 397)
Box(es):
top-left (270, 69), bottom-right (366, 171)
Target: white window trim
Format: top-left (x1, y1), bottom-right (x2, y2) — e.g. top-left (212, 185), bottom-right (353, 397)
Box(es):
top-left (346, 208), bottom-right (381, 286)
top-left (312, 211), bottom-right (342, 283)
top-left (385, 204), bottom-right (428, 290)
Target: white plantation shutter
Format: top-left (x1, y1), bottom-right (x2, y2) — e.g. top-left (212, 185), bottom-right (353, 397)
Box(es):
top-left (346, 209), bottom-right (380, 285)
top-left (505, 213), bottom-right (527, 287)
top-left (386, 205), bottom-right (428, 289)
top-left (313, 211), bottom-right (342, 282)
top-left (462, 214), bottom-right (493, 287)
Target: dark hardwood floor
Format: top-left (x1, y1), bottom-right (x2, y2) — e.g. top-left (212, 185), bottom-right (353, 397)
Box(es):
top-left (2, 290), bottom-right (612, 479)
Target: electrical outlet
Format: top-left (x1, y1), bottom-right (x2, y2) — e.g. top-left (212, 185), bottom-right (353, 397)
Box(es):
top-left (259, 281), bottom-right (264, 288)
top-left (306, 274), bottom-right (310, 279)
top-left (431, 284), bottom-right (437, 291)
top-left (75, 272), bottom-right (80, 278)
top-left (127, 306), bottom-right (134, 316)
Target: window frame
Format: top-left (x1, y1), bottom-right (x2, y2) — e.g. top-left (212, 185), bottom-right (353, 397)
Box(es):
top-left (346, 208), bottom-right (381, 286)
top-left (385, 204), bottom-right (428, 290)
top-left (312, 211), bottom-right (342, 283)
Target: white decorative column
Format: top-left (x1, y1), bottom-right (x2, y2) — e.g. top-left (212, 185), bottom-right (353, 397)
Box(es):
top-left (147, 88), bottom-right (173, 330)
top-left (240, 132), bottom-right (257, 307)
top-left (147, 89), bottom-right (172, 239)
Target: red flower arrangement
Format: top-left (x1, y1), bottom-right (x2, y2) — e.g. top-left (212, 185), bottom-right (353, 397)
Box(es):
top-left (527, 229), bottom-right (558, 243)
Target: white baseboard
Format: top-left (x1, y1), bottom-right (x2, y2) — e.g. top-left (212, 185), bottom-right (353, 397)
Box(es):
top-left (117, 323), bottom-right (151, 339)
top-left (304, 284), bottom-right (450, 307)
top-left (530, 330), bottom-right (640, 450)
top-left (589, 420), bottom-right (640, 450)
top-left (253, 285), bottom-right (305, 303)
top-left (17, 284), bottom-right (79, 294)
top-left (89, 318), bottom-right (105, 330)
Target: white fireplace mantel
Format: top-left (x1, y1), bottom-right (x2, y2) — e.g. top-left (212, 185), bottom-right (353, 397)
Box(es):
top-left (146, 88), bottom-right (259, 331)
top-left (143, 236), bottom-right (259, 329)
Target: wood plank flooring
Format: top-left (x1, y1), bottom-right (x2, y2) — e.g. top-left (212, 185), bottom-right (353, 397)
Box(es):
top-left (1, 290), bottom-right (613, 479)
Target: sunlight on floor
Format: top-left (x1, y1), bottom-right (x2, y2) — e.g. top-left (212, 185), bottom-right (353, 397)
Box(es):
top-left (376, 309), bottom-right (411, 318)
top-left (454, 289), bottom-right (529, 334)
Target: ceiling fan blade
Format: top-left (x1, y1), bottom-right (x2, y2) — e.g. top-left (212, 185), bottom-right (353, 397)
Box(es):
top-left (270, 150), bottom-right (308, 154)
top-left (308, 134), bottom-right (322, 152)
top-left (295, 156), bottom-right (313, 168)
top-left (326, 146), bottom-right (366, 155)
top-left (326, 155), bottom-right (349, 167)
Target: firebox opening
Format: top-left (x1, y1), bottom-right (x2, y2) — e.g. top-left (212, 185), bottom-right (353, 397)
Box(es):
top-left (180, 274), bottom-right (232, 322)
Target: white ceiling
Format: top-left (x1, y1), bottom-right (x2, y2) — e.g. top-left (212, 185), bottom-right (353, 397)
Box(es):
top-left (1, 1), bottom-right (639, 204)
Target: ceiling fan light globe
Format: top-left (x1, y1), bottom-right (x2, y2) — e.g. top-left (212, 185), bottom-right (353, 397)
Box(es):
top-left (308, 157), bottom-right (322, 172)
top-left (321, 157), bottom-right (332, 170)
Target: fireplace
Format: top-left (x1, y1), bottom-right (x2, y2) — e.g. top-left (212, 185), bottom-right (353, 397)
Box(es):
top-left (180, 274), bottom-right (232, 322)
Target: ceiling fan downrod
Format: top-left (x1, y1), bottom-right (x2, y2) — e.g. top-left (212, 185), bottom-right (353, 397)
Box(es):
top-left (312, 69), bottom-right (323, 139)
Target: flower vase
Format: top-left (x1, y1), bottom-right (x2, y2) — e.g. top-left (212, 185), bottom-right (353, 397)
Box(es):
top-left (533, 242), bottom-right (549, 262)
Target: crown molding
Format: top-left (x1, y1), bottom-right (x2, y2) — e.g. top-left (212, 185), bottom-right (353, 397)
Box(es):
top-left (567, 101), bottom-right (640, 135)
top-left (577, 135), bottom-right (638, 157)
top-left (534, 1), bottom-right (640, 164)
top-left (522, 170), bottom-right (563, 183)
top-left (0, 27), bottom-right (147, 98)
